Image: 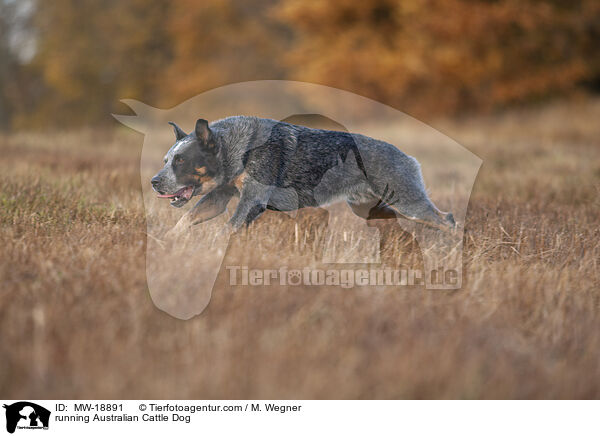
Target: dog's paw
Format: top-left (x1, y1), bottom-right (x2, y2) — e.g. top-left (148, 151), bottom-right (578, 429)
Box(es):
top-left (214, 222), bottom-right (236, 240)
top-left (164, 220), bottom-right (191, 240)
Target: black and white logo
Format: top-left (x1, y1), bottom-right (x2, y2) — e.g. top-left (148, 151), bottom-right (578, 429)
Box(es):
top-left (3, 402), bottom-right (50, 434)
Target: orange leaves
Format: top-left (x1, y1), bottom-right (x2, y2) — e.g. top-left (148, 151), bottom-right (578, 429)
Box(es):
top-left (274, 0), bottom-right (600, 117)
top-left (6, 0), bottom-right (600, 127)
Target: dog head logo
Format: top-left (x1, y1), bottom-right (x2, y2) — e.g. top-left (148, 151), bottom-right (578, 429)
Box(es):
top-left (114, 80), bottom-right (481, 319)
top-left (3, 402), bottom-right (50, 434)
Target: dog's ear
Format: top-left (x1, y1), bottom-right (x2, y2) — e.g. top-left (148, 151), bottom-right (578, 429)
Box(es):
top-left (168, 122), bottom-right (187, 141)
top-left (195, 119), bottom-right (216, 152)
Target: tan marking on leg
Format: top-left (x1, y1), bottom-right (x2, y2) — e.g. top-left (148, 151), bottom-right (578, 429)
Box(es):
top-left (232, 172), bottom-right (247, 191)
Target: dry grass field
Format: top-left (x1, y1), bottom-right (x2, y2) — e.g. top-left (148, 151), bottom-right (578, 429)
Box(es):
top-left (1, 99), bottom-right (599, 399)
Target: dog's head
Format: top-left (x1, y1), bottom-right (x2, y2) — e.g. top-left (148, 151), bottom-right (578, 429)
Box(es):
top-left (151, 119), bottom-right (220, 207)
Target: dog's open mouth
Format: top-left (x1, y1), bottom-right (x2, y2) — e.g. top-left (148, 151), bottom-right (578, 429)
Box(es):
top-left (156, 186), bottom-right (194, 206)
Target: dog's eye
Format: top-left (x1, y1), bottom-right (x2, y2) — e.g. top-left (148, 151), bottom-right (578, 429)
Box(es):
top-left (174, 156), bottom-right (185, 165)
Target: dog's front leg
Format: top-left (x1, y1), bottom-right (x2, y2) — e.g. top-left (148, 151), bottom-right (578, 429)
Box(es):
top-left (228, 180), bottom-right (272, 232)
top-left (187, 184), bottom-right (238, 226)
top-left (168, 185), bottom-right (238, 236)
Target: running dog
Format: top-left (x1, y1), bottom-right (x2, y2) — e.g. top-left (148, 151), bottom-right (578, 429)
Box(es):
top-left (150, 116), bottom-right (455, 233)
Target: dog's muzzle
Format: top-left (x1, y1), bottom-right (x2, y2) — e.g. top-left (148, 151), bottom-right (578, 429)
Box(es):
top-left (151, 176), bottom-right (195, 208)
top-left (156, 186), bottom-right (194, 207)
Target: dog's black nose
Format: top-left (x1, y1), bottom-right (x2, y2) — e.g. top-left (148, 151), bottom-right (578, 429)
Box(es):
top-left (151, 176), bottom-right (161, 188)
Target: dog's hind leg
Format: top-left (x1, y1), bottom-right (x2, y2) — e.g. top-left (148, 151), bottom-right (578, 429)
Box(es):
top-left (370, 179), bottom-right (455, 231)
top-left (347, 198), bottom-right (397, 221)
top-left (390, 196), bottom-right (455, 231)
top-left (347, 198), bottom-right (419, 266)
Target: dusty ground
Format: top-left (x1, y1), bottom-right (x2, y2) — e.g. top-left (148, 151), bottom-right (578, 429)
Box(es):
top-left (0, 99), bottom-right (599, 399)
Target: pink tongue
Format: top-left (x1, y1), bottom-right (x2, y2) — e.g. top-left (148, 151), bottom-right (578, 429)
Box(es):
top-left (157, 186), bottom-right (193, 199)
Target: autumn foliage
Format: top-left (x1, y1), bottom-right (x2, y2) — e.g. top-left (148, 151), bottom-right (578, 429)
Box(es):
top-left (1, 0), bottom-right (599, 127)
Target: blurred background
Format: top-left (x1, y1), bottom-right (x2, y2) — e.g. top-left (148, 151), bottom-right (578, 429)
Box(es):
top-left (1, 0), bottom-right (599, 129)
top-left (1, 0), bottom-right (600, 399)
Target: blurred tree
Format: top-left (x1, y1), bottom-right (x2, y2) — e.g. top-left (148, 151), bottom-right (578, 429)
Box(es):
top-left (11, 0), bottom-right (289, 127)
top-left (0, 2), bottom-right (15, 128)
top-left (1, 0), bottom-right (599, 128)
top-left (0, 0), bottom-right (36, 129)
top-left (274, 0), bottom-right (600, 117)
top-left (161, 0), bottom-right (289, 107)
top-left (21, 0), bottom-right (172, 128)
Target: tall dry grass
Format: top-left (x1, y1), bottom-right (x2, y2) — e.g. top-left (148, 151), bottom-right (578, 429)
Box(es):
top-left (0, 99), bottom-right (599, 399)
